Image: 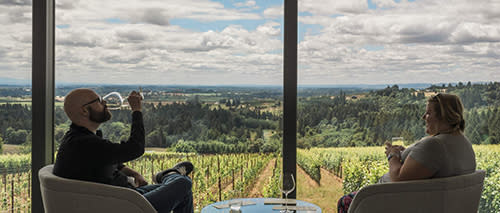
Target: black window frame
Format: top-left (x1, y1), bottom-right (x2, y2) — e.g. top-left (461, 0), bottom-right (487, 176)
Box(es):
top-left (32, 0), bottom-right (55, 212)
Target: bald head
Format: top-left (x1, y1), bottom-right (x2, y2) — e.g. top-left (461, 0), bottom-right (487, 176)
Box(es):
top-left (64, 88), bottom-right (99, 123)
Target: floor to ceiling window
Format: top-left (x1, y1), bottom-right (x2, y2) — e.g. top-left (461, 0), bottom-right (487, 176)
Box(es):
top-left (54, 0), bottom-right (284, 211)
top-left (297, 0), bottom-right (500, 212)
top-left (4, 0), bottom-right (500, 212)
top-left (0, 0), bottom-right (33, 212)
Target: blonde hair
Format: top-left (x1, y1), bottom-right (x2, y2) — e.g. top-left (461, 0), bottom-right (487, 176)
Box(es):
top-left (427, 93), bottom-right (465, 132)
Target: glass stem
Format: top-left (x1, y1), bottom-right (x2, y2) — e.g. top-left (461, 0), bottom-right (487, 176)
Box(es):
top-left (285, 194), bottom-right (288, 211)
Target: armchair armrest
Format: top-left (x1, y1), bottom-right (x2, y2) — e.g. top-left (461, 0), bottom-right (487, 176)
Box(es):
top-left (348, 170), bottom-right (485, 213)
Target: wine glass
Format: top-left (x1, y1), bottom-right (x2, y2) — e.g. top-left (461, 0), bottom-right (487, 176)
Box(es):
top-left (229, 189), bottom-right (242, 211)
top-left (102, 88), bottom-right (144, 110)
top-left (102, 92), bottom-right (124, 110)
top-left (279, 173), bottom-right (296, 213)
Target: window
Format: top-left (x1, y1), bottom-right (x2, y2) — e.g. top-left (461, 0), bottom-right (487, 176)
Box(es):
top-left (297, 0), bottom-right (500, 211)
top-left (0, 0), bottom-right (33, 212)
top-left (54, 0), bottom-right (284, 211)
top-left (8, 0), bottom-right (500, 212)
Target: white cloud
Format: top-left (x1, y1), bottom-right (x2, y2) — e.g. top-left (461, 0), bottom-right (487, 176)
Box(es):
top-left (299, 0), bottom-right (368, 15)
top-left (263, 4), bottom-right (283, 19)
top-left (129, 8), bottom-right (170, 26)
top-left (296, 0), bottom-right (500, 85)
top-left (257, 22), bottom-right (281, 36)
top-left (450, 22), bottom-right (500, 44)
top-left (56, 0), bottom-right (80, 10)
top-left (371, 0), bottom-right (397, 9)
top-left (234, 0), bottom-right (258, 10)
top-left (1, 0), bottom-right (31, 6)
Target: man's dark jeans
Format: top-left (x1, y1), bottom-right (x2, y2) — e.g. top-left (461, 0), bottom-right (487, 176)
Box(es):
top-left (135, 174), bottom-right (193, 213)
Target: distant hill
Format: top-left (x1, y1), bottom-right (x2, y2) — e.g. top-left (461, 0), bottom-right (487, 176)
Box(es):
top-left (0, 78), bottom-right (31, 86)
top-left (0, 78), bottom-right (491, 90)
top-left (298, 83), bottom-right (433, 89)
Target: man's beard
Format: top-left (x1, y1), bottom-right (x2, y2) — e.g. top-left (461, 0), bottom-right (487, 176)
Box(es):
top-left (88, 106), bottom-right (112, 123)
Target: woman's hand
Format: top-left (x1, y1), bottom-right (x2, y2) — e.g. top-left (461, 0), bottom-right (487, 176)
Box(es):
top-left (385, 142), bottom-right (405, 157)
top-left (393, 145), bottom-right (405, 152)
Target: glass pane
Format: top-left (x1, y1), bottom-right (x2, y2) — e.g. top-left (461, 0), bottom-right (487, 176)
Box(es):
top-left (0, 0), bottom-right (33, 212)
top-left (298, 0), bottom-right (500, 212)
top-left (55, 0), bottom-right (283, 211)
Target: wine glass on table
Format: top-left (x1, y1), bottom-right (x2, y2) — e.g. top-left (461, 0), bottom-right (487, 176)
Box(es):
top-left (279, 173), bottom-right (296, 213)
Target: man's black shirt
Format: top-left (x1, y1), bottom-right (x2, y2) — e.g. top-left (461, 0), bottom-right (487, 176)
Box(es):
top-left (53, 111), bottom-right (145, 188)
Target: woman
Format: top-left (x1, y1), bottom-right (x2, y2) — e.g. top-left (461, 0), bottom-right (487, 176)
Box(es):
top-left (337, 93), bottom-right (476, 213)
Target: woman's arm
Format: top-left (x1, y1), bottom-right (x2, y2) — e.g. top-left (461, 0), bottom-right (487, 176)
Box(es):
top-left (388, 152), bottom-right (434, 182)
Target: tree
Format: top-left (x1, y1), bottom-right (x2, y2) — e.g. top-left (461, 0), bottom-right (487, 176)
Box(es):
top-left (261, 138), bottom-right (280, 153)
top-left (146, 128), bottom-right (165, 147)
top-left (401, 130), bottom-right (416, 145)
top-left (255, 126), bottom-right (264, 139)
top-left (5, 127), bottom-right (29, 145)
top-left (487, 108), bottom-right (500, 144)
top-left (465, 111), bottom-right (482, 144)
top-left (173, 140), bottom-right (196, 153)
top-left (21, 131), bottom-right (32, 154)
top-left (0, 134), bottom-right (3, 153)
top-left (248, 138), bottom-right (264, 152)
top-left (55, 124), bottom-right (69, 145)
top-left (101, 122), bottom-right (128, 142)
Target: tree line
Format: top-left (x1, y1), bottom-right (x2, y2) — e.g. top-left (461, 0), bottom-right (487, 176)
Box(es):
top-left (297, 82), bottom-right (500, 148)
top-left (1, 82), bottom-right (499, 154)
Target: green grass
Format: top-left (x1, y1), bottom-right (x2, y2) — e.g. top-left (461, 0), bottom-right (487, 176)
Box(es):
top-left (297, 166), bottom-right (343, 212)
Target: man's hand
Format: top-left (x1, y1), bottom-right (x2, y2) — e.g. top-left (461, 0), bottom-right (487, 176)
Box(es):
top-left (121, 166), bottom-right (148, 187)
top-left (128, 91), bottom-right (142, 112)
top-left (133, 174), bottom-right (148, 187)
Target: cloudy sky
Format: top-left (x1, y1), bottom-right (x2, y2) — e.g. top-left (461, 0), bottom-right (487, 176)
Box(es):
top-left (1, 0), bottom-right (499, 85)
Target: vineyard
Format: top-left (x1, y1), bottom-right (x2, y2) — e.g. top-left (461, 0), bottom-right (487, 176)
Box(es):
top-left (0, 152), bottom-right (281, 212)
top-left (297, 145), bottom-right (500, 213)
top-left (1, 145), bottom-right (500, 212)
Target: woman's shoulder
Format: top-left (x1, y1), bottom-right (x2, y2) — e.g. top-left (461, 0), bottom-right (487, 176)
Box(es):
top-left (412, 136), bottom-right (445, 151)
top-left (417, 135), bottom-right (441, 144)
top-left (434, 133), bottom-right (470, 144)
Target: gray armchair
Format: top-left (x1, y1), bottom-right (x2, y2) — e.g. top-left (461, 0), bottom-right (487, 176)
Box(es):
top-left (38, 164), bottom-right (156, 213)
top-left (348, 170), bottom-right (486, 213)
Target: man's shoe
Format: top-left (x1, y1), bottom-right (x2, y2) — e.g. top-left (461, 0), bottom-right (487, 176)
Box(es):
top-left (153, 161), bottom-right (194, 184)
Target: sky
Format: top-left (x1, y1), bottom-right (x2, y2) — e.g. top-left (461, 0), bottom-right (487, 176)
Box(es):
top-left (1, 0), bottom-right (499, 86)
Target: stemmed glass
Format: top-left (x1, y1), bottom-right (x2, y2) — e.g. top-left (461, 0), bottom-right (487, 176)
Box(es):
top-left (102, 88), bottom-right (144, 110)
top-left (102, 92), bottom-right (124, 110)
top-left (229, 189), bottom-right (242, 211)
top-left (279, 173), bottom-right (296, 213)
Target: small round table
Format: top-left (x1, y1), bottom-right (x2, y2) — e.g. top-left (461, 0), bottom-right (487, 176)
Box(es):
top-left (201, 198), bottom-right (321, 213)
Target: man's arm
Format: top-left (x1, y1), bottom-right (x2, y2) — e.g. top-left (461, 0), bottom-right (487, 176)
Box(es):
top-left (93, 91), bottom-right (145, 164)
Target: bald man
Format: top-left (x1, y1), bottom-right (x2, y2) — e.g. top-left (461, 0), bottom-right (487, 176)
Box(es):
top-left (53, 88), bottom-right (194, 213)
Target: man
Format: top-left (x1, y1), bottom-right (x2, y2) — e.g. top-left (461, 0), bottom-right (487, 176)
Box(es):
top-left (53, 88), bottom-right (194, 213)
